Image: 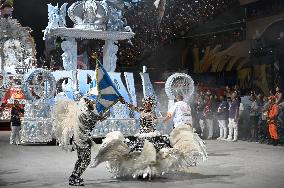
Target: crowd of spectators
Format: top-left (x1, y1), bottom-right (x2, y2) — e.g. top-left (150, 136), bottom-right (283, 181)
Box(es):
top-left (191, 84), bottom-right (284, 146)
top-left (244, 87), bottom-right (284, 145)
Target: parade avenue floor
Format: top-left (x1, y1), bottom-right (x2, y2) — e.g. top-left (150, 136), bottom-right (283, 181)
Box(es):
top-left (0, 131), bottom-right (284, 188)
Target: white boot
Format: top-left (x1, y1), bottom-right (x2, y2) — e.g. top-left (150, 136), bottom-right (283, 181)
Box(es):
top-left (226, 127), bottom-right (233, 141)
top-left (223, 126), bottom-right (228, 140)
top-left (217, 122), bottom-right (223, 140)
top-left (233, 127), bottom-right (238, 142)
top-left (226, 119), bottom-right (233, 141)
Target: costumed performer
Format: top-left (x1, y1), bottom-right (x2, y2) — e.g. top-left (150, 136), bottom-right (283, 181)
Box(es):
top-left (163, 95), bottom-right (192, 128)
top-left (52, 97), bottom-right (108, 186)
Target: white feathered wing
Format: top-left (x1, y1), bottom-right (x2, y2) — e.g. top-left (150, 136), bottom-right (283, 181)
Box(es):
top-left (52, 98), bottom-right (81, 151)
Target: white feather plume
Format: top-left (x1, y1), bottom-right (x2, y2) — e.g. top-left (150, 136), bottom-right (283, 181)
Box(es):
top-left (52, 98), bottom-right (81, 151)
top-left (91, 131), bottom-right (130, 167)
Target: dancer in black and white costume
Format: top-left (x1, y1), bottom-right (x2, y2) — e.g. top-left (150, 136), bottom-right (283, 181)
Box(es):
top-left (124, 96), bottom-right (171, 152)
top-left (52, 97), bottom-right (107, 186)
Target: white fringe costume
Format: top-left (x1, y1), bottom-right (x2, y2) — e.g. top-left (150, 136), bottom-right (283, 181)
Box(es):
top-left (91, 124), bottom-right (207, 179)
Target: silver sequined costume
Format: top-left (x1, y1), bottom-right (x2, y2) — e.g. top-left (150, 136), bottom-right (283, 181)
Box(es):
top-left (127, 106), bottom-right (171, 152)
top-left (52, 98), bottom-right (107, 186)
top-left (70, 110), bottom-right (103, 181)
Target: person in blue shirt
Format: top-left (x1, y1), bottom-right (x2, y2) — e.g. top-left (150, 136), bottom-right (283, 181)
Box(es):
top-left (217, 95), bottom-right (229, 140)
top-left (227, 92), bottom-right (240, 141)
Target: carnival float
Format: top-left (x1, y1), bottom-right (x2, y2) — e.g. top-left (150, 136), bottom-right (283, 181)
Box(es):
top-left (0, 14), bottom-right (36, 123)
top-left (0, 0), bottom-right (195, 143)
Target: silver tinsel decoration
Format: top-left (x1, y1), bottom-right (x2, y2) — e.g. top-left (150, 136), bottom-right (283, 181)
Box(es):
top-left (20, 100), bottom-right (54, 143)
top-left (20, 117), bottom-right (53, 143)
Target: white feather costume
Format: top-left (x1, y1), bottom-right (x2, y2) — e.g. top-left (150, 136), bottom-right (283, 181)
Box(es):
top-left (91, 124), bottom-right (207, 179)
top-left (52, 98), bottom-right (90, 151)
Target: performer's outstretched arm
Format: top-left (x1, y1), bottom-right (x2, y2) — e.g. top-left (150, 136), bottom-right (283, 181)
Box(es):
top-left (119, 96), bottom-right (143, 112)
top-left (163, 112), bottom-right (172, 123)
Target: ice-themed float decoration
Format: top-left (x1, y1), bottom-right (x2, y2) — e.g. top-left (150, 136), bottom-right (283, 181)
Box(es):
top-left (20, 69), bottom-right (56, 143)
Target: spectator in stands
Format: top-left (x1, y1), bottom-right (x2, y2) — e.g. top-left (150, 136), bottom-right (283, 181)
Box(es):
top-left (249, 94), bottom-right (259, 142)
top-left (267, 96), bottom-right (279, 146)
top-left (196, 92), bottom-right (206, 138)
top-left (225, 86), bottom-right (232, 100)
top-left (233, 85), bottom-right (241, 97)
top-left (217, 95), bottom-right (229, 140)
top-left (259, 96), bottom-right (269, 144)
top-left (203, 92), bottom-right (214, 139)
top-left (227, 92), bottom-right (240, 142)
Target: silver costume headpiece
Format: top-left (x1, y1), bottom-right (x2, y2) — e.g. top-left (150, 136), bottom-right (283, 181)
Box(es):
top-left (142, 96), bottom-right (157, 107)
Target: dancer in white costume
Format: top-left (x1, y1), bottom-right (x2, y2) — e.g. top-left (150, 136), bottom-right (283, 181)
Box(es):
top-left (91, 96), bottom-right (207, 180)
top-left (163, 95), bottom-right (192, 128)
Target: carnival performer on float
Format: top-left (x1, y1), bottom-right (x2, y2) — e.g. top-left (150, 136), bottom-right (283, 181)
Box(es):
top-left (52, 97), bottom-right (108, 186)
top-left (91, 95), bottom-right (207, 180)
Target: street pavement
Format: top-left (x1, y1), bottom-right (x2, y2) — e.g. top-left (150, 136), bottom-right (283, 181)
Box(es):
top-left (0, 131), bottom-right (284, 188)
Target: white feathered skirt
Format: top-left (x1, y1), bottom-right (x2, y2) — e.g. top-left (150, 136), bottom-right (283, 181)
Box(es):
top-left (91, 124), bottom-right (208, 179)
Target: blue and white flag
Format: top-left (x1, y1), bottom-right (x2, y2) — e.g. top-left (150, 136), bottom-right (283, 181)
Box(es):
top-left (87, 62), bottom-right (121, 114)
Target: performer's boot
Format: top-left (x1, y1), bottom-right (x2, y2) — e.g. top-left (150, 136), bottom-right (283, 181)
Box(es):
top-left (69, 175), bottom-right (84, 186)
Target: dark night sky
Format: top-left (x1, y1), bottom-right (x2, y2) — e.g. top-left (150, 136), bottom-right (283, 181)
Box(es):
top-left (13, 0), bottom-right (77, 58)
